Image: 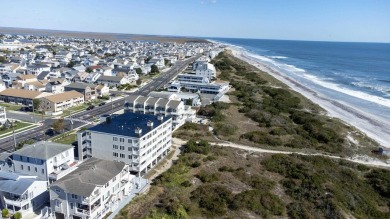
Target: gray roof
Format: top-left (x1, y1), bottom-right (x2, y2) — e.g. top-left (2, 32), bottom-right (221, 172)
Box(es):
top-left (135, 96), bottom-right (149, 104)
top-left (51, 158), bottom-right (126, 197)
top-left (145, 97), bottom-right (159, 106)
top-left (167, 100), bottom-right (181, 109)
top-left (37, 71), bottom-right (50, 80)
top-left (65, 82), bottom-right (95, 90)
top-left (125, 95), bottom-right (140, 103)
top-left (0, 172), bottom-right (37, 195)
top-left (0, 152), bottom-right (11, 161)
top-left (13, 141), bottom-right (73, 160)
top-left (97, 75), bottom-right (123, 82)
top-left (156, 99), bottom-right (169, 107)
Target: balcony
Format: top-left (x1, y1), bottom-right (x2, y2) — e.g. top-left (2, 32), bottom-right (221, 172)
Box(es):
top-left (4, 195), bottom-right (29, 208)
top-left (49, 162), bottom-right (78, 180)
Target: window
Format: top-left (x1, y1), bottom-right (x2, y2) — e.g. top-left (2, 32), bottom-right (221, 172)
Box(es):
top-left (70, 202), bottom-right (74, 209)
top-left (21, 164), bottom-right (24, 170)
top-left (35, 167), bottom-right (37, 172)
top-left (113, 137), bottom-right (118, 141)
top-left (56, 189), bottom-right (61, 193)
top-left (128, 155), bottom-right (132, 159)
top-left (42, 169), bottom-right (44, 174)
top-left (113, 145), bottom-right (118, 149)
top-left (120, 138), bottom-right (124, 142)
top-left (56, 200), bottom-right (61, 207)
top-left (128, 147), bottom-right (131, 151)
top-left (28, 166), bottom-right (31, 171)
top-left (128, 139), bottom-right (132, 144)
top-left (71, 194), bottom-right (78, 199)
top-left (113, 152), bottom-right (118, 157)
top-left (120, 153), bottom-right (125, 158)
top-left (120, 146), bottom-right (124, 150)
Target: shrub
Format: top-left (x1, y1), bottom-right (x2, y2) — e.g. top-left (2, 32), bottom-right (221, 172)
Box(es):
top-left (197, 171), bottom-right (219, 183)
top-left (184, 139), bottom-right (210, 155)
top-left (191, 184), bottom-right (232, 217)
top-left (214, 122), bottom-right (238, 136)
top-left (2, 209), bottom-right (9, 218)
top-left (13, 212), bottom-right (22, 219)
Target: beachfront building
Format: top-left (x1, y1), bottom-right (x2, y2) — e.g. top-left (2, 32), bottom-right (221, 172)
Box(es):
top-left (49, 158), bottom-right (135, 219)
top-left (0, 141), bottom-right (77, 182)
top-left (124, 95), bottom-right (196, 129)
top-left (0, 172), bottom-right (49, 216)
top-left (96, 75), bottom-right (129, 87)
top-left (77, 113), bottom-right (172, 175)
top-left (39, 90), bottom-right (84, 115)
top-left (168, 80), bottom-right (230, 95)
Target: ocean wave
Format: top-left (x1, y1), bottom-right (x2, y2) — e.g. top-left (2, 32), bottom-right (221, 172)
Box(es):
top-left (300, 74), bottom-right (390, 108)
top-left (269, 56), bottom-right (288, 59)
top-left (351, 81), bottom-right (390, 94)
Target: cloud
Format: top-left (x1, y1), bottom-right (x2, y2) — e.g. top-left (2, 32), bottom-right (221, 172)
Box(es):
top-left (201, 0), bottom-right (217, 4)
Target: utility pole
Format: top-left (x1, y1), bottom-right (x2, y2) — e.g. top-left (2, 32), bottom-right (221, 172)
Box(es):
top-left (12, 124), bottom-right (17, 151)
top-left (32, 101), bottom-right (36, 123)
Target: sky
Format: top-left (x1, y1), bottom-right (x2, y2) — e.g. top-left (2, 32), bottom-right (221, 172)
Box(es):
top-left (1, 0), bottom-right (389, 42)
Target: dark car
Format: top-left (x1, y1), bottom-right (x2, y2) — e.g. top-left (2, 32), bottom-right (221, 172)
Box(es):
top-left (99, 102), bottom-right (106, 106)
top-left (86, 105), bottom-right (95, 110)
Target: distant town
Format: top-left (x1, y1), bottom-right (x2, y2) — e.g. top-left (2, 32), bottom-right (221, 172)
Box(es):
top-left (0, 33), bottom-right (227, 219)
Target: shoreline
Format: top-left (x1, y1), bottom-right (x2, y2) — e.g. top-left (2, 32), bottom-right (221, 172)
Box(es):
top-left (228, 47), bottom-right (390, 148)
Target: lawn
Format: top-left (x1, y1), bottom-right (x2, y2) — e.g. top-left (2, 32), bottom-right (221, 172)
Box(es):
top-left (52, 133), bottom-right (77, 145)
top-left (0, 121), bottom-right (34, 136)
top-left (0, 102), bottom-right (23, 111)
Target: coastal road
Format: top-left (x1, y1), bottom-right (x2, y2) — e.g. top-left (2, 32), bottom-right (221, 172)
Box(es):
top-left (0, 55), bottom-right (198, 152)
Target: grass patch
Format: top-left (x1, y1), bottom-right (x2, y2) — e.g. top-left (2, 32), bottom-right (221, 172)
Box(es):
top-left (0, 102), bottom-right (22, 111)
top-left (0, 121), bottom-right (33, 136)
top-left (52, 133), bottom-right (77, 145)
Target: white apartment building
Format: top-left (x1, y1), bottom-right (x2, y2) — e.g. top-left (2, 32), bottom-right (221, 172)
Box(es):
top-left (124, 95), bottom-right (196, 129)
top-left (40, 90), bottom-right (84, 115)
top-left (0, 172), bottom-right (49, 216)
top-left (77, 113), bottom-right (172, 175)
top-left (0, 141), bottom-right (77, 183)
top-left (50, 158), bottom-right (135, 219)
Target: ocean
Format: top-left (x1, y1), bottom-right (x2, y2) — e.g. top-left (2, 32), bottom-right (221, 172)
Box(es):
top-left (210, 38), bottom-right (390, 145)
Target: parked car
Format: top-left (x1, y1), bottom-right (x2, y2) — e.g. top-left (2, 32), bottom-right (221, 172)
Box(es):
top-left (86, 105), bottom-right (95, 110)
top-left (99, 102), bottom-right (106, 106)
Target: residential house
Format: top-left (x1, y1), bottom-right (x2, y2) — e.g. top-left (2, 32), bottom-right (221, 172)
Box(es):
top-left (26, 64), bottom-right (50, 76)
top-left (95, 85), bottom-right (109, 97)
top-left (0, 89), bottom-right (51, 106)
top-left (0, 141), bottom-right (76, 182)
top-left (45, 78), bottom-right (70, 94)
top-left (0, 172), bottom-right (49, 216)
top-left (40, 90), bottom-right (84, 115)
top-left (49, 158), bottom-right (135, 219)
top-left (64, 83), bottom-right (97, 101)
top-left (96, 75), bottom-right (128, 87)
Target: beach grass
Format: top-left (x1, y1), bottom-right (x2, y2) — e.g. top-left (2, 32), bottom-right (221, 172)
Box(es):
top-left (0, 102), bottom-right (23, 111)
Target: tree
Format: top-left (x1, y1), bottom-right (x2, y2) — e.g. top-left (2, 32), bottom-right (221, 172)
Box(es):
top-left (151, 64), bottom-right (159, 74)
top-left (86, 67), bottom-right (93, 73)
top-left (146, 56), bottom-right (152, 63)
top-left (67, 61), bottom-right (75, 68)
top-left (0, 56), bottom-right (5, 63)
top-left (13, 212), bottom-right (22, 219)
top-left (164, 59), bottom-right (171, 66)
top-left (32, 99), bottom-right (41, 111)
top-left (52, 119), bottom-right (65, 134)
top-left (1, 209), bottom-right (9, 218)
top-left (136, 79), bottom-right (142, 86)
top-left (135, 68), bottom-right (142, 75)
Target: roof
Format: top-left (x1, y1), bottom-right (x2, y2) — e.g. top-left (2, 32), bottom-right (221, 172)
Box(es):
top-left (145, 97), bottom-right (159, 106)
top-left (97, 75), bottom-right (123, 82)
top-left (13, 141), bottom-right (73, 160)
top-left (148, 91), bottom-right (177, 100)
top-left (0, 88), bottom-right (43, 99)
top-left (50, 158), bottom-right (126, 197)
top-left (156, 98), bottom-right (169, 107)
top-left (42, 90), bottom-right (83, 103)
top-left (65, 82), bottom-right (95, 90)
top-left (88, 113), bottom-right (171, 138)
top-left (125, 95), bottom-right (140, 103)
top-left (167, 100), bottom-right (181, 109)
top-left (0, 176), bottom-right (36, 195)
top-left (17, 74), bottom-right (36, 80)
top-left (0, 152), bottom-right (11, 161)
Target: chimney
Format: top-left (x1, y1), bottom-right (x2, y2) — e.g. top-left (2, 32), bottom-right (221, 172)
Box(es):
top-left (135, 127), bottom-right (142, 136)
top-left (147, 120), bottom-right (154, 129)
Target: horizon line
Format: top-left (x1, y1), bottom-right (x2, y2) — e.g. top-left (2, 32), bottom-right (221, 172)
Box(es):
top-left (0, 26), bottom-right (389, 44)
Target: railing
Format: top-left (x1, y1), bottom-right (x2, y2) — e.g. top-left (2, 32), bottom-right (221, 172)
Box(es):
top-left (49, 165), bottom-right (78, 180)
top-left (4, 196), bottom-right (29, 207)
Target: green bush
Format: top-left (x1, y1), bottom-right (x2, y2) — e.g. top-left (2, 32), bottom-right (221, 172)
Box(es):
top-left (197, 171), bottom-right (219, 183)
top-left (191, 184), bottom-right (232, 217)
top-left (214, 122), bottom-right (238, 136)
top-left (13, 212), bottom-right (22, 219)
top-left (184, 139), bottom-right (210, 155)
top-left (2, 209), bottom-right (9, 218)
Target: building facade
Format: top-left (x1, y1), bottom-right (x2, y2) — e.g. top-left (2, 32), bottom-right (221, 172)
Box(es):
top-left (77, 113), bottom-right (172, 175)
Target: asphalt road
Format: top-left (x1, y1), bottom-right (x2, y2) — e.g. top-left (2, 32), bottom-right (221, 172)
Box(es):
top-left (0, 56), bottom-right (198, 152)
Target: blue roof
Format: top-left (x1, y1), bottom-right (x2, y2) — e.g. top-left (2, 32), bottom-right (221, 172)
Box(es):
top-left (88, 113), bottom-right (171, 138)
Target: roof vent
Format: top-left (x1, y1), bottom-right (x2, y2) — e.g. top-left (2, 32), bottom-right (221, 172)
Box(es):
top-left (135, 127), bottom-right (142, 136)
top-left (147, 120), bottom-right (154, 129)
top-left (157, 115), bottom-right (164, 122)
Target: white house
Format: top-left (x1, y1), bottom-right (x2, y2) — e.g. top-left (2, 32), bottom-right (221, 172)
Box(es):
top-left (49, 158), bottom-right (135, 219)
top-left (26, 64), bottom-right (50, 76)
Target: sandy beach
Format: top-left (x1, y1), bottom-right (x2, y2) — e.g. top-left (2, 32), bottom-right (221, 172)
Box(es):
top-left (228, 47), bottom-right (390, 148)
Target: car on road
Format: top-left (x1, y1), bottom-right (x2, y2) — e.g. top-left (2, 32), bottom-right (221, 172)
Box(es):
top-left (99, 102), bottom-right (106, 106)
top-left (86, 105), bottom-right (95, 110)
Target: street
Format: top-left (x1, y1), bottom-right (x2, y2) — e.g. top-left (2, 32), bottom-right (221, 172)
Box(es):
top-left (0, 56), bottom-right (198, 152)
